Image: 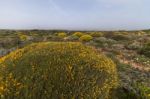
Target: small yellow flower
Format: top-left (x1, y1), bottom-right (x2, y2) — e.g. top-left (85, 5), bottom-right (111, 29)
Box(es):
top-left (0, 86), bottom-right (4, 91)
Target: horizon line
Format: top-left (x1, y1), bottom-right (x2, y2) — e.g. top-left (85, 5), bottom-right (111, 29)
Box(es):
top-left (0, 28), bottom-right (149, 32)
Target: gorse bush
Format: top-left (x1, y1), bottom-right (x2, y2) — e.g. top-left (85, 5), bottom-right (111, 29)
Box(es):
top-left (57, 32), bottom-right (67, 38)
top-left (0, 42), bottom-right (118, 99)
top-left (79, 35), bottom-right (93, 42)
top-left (73, 32), bottom-right (84, 37)
top-left (90, 32), bottom-right (103, 37)
top-left (18, 34), bottom-right (28, 41)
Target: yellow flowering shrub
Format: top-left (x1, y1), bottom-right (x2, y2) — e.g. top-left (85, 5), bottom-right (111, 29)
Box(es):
top-left (90, 32), bottom-right (103, 37)
top-left (57, 32), bottom-right (67, 38)
top-left (79, 35), bottom-right (93, 42)
top-left (0, 42), bottom-right (118, 99)
top-left (17, 33), bottom-right (28, 41)
top-left (73, 32), bottom-right (84, 37)
top-left (20, 35), bottom-right (28, 41)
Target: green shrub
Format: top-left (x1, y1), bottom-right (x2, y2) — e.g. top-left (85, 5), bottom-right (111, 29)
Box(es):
top-left (64, 35), bottom-right (79, 41)
top-left (126, 42), bottom-right (141, 50)
top-left (112, 34), bottom-right (131, 41)
top-left (139, 43), bottom-right (150, 58)
top-left (73, 32), bottom-right (84, 37)
top-left (94, 37), bottom-right (107, 42)
top-left (0, 42), bottom-right (118, 99)
top-left (114, 83), bottom-right (150, 99)
top-left (103, 32), bottom-right (115, 38)
top-left (94, 37), bottom-right (117, 47)
top-left (79, 35), bottom-right (93, 42)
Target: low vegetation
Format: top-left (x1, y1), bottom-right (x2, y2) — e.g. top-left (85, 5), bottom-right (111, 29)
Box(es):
top-left (79, 35), bottom-right (93, 42)
top-left (139, 43), bottom-right (150, 58)
top-left (0, 29), bottom-right (150, 98)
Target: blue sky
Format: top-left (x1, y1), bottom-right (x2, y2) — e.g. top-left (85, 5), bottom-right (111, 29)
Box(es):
top-left (0, 0), bottom-right (150, 30)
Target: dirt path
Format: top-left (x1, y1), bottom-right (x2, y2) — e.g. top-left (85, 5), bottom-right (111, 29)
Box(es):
top-left (97, 48), bottom-right (150, 71)
top-left (116, 56), bottom-right (150, 71)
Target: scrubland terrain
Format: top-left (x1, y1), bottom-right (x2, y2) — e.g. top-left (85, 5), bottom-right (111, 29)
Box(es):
top-left (0, 30), bottom-right (150, 99)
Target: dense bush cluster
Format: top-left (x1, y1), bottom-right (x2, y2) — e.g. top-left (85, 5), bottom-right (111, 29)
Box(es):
top-left (90, 32), bottom-right (103, 37)
top-left (0, 37), bottom-right (20, 49)
top-left (112, 34), bottom-right (131, 41)
top-left (73, 32), bottom-right (84, 37)
top-left (18, 34), bottom-right (28, 41)
top-left (64, 35), bottom-right (79, 41)
top-left (0, 42), bottom-right (118, 99)
top-left (57, 32), bottom-right (67, 39)
top-left (79, 35), bottom-right (93, 42)
top-left (126, 42), bottom-right (141, 50)
top-left (139, 43), bottom-right (150, 58)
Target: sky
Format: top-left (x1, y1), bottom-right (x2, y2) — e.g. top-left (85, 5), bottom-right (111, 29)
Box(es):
top-left (0, 0), bottom-right (150, 30)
